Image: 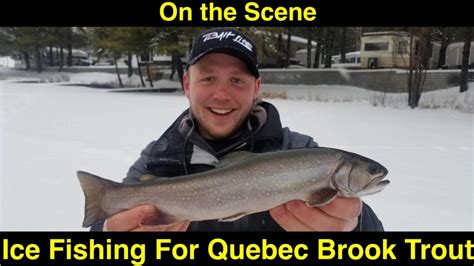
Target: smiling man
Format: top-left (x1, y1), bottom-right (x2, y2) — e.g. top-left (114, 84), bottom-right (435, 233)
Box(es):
top-left (185, 53), bottom-right (260, 140)
top-left (90, 28), bottom-right (384, 232)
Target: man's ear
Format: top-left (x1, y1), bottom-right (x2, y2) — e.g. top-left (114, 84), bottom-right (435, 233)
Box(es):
top-left (183, 72), bottom-right (190, 98)
top-left (253, 77), bottom-right (261, 100)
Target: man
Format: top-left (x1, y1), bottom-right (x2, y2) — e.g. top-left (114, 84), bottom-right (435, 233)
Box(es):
top-left (91, 28), bottom-right (384, 232)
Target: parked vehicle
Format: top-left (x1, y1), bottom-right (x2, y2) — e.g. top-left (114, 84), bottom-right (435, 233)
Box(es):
top-left (76, 59), bottom-right (93, 66)
top-left (444, 42), bottom-right (474, 69)
top-left (92, 58), bottom-right (114, 66)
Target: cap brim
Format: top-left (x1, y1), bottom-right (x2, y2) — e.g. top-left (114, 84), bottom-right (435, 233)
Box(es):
top-left (188, 47), bottom-right (259, 78)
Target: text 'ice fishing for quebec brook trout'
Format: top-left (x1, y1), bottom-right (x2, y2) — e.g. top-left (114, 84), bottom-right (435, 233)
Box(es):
top-left (78, 147), bottom-right (390, 228)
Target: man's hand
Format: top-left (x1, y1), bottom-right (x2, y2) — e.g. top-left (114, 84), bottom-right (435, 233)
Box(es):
top-left (104, 204), bottom-right (190, 232)
top-left (269, 197), bottom-right (362, 231)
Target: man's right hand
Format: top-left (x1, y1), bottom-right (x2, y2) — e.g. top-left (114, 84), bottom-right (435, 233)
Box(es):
top-left (104, 204), bottom-right (190, 232)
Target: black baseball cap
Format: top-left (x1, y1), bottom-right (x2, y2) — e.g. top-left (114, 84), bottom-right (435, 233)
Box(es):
top-left (187, 28), bottom-right (259, 78)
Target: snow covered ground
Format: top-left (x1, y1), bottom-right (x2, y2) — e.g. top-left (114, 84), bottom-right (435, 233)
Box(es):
top-left (0, 68), bottom-right (472, 231)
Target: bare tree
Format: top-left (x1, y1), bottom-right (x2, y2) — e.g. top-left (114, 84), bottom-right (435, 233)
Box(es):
top-left (434, 27), bottom-right (456, 69)
top-left (460, 27), bottom-right (472, 93)
top-left (135, 55), bottom-right (146, 87)
top-left (339, 28), bottom-right (347, 63)
top-left (146, 65), bottom-right (154, 88)
top-left (276, 31), bottom-right (284, 67)
top-left (306, 27), bottom-right (312, 68)
top-left (33, 43), bottom-right (43, 73)
top-left (59, 46), bottom-right (64, 72)
top-left (48, 45), bottom-right (54, 67)
top-left (323, 27), bottom-right (335, 68)
top-left (114, 59), bottom-right (124, 88)
top-left (126, 51), bottom-right (133, 78)
top-left (67, 28), bottom-right (73, 67)
top-left (407, 27), bottom-right (433, 108)
top-left (285, 27), bottom-right (292, 68)
top-left (313, 28), bottom-right (324, 68)
top-left (23, 51), bottom-right (31, 70)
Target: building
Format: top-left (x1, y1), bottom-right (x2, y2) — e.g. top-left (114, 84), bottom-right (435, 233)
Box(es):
top-left (331, 51), bottom-right (361, 68)
top-left (254, 31), bottom-right (317, 67)
top-left (360, 31), bottom-right (440, 69)
top-left (295, 49), bottom-right (361, 69)
top-left (444, 41), bottom-right (474, 69)
top-left (295, 48), bottom-right (320, 67)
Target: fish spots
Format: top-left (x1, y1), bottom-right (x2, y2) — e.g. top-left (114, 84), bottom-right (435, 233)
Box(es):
top-left (80, 148), bottom-right (389, 227)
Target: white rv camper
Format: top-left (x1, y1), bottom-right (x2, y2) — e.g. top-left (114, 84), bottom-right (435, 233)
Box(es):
top-left (360, 31), bottom-right (440, 69)
top-left (444, 42), bottom-right (474, 69)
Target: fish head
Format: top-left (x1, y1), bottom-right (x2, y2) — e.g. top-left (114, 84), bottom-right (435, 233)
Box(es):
top-left (333, 152), bottom-right (389, 197)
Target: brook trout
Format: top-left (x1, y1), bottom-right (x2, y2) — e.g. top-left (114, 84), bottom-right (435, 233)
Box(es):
top-left (78, 148), bottom-right (389, 227)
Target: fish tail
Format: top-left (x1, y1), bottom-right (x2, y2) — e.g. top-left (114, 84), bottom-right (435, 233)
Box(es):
top-left (77, 171), bottom-right (121, 228)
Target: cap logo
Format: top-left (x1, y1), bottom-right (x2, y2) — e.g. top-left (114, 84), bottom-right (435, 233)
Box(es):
top-left (202, 31), bottom-right (253, 52)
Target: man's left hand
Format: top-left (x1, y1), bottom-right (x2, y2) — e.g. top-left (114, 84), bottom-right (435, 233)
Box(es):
top-left (269, 197), bottom-right (362, 231)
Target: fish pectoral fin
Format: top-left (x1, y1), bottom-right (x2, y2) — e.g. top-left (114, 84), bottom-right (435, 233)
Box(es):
top-left (219, 212), bottom-right (247, 222)
top-left (141, 209), bottom-right (180, 226)
top-left (306, 188), bottom-right (338, 207)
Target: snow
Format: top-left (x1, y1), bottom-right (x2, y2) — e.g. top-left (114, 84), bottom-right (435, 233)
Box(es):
top-left (0, 68), bottom-right (472, 231)
top-left (262, 83), bottom-right (474, 113)
top-left (0, 56), bottom-right (16, 68)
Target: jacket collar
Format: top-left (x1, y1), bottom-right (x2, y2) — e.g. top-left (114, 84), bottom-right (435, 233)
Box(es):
top-left (177, 100), bottom-right (271, 153)
top-left (153, 100), bottom-right (283, 172)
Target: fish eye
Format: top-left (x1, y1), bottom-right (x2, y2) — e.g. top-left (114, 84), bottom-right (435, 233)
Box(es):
top-left (367, 163), bottom-right (381, 175)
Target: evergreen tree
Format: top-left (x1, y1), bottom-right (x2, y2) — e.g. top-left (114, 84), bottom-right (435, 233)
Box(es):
top-left (153, 27), bottom-right (201, 89)
top-left (88, 27), bottom-right (129, 87)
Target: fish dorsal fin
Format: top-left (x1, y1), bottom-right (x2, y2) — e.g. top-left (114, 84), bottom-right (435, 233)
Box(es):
top-left (306, 188), bottom-right (338, 207)
top-left (216, 151), bottom-right (254, 168)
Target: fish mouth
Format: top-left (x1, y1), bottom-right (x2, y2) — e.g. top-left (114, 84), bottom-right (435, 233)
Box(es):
top-left (363, 170), bottom-right (389, 190)
top-left (356, 173), bottom-right (390, 196)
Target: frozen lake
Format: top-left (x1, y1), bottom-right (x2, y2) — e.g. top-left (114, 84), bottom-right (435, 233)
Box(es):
top-left (0, 71), bottom-right (472, 231)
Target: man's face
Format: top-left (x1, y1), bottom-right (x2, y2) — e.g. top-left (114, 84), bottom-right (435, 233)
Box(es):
top-left (184, 53), bottom-right (261, 140)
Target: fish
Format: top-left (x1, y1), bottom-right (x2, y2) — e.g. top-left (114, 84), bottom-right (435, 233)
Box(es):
top-left (77, 147), bottom-right (389, 228)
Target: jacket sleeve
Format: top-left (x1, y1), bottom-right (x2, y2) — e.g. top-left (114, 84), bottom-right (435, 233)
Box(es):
top-left (281, 127), bottom-right (319, 149)
top-left (353, 202), bottom-right (385, 231)
top-left (282, 127), bottom-right (385, 232)
top-left (89, 141), bottom-right (156, 231)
